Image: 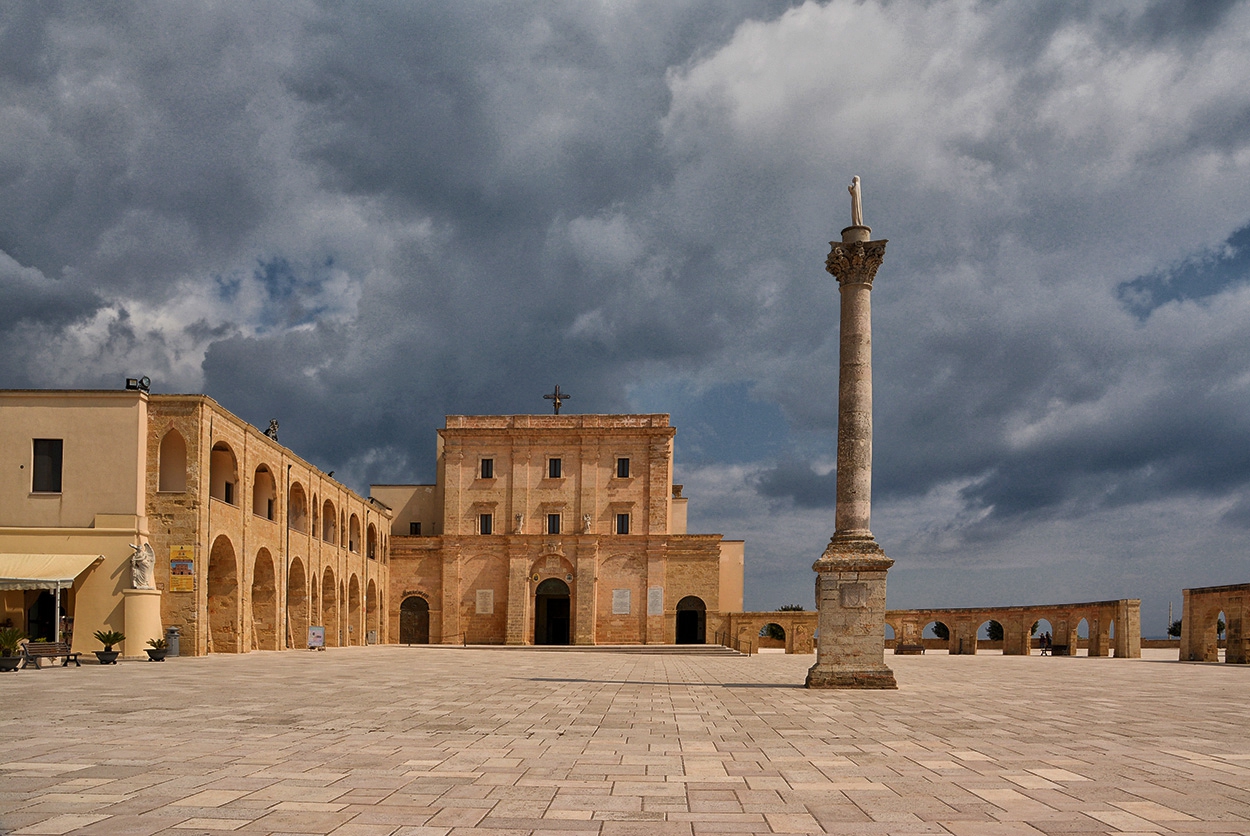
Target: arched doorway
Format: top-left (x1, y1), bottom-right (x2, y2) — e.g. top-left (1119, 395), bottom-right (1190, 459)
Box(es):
top-left (675, 596), bottom-right (706, 644)
top-left (252, 549), bottom-right (278, 650)
top-left (400, 596), bottom-right (430, 644)
top-left (322, 568), bottom-right (338, 647)
top-left (287, 558), bottom-right (308, 648)
top-left (207, 535), bottom-right (239, 653)
top-left (348, 575), bottom-right (362, 645)
top-left (535, 578), bottom-right (571, 645)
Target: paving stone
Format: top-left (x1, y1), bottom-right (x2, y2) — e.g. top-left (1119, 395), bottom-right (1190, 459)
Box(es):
top-left (2, 648), bottom-right (1250, 835)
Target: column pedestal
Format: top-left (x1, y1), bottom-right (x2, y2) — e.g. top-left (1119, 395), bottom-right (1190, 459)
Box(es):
top-left (806, 535), bottom-right (896, 689)
top-left (123, 588), bottom-right (163, 658)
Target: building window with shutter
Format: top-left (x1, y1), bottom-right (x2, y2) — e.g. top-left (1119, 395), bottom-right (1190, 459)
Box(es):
top-left (481, 458), bottom-right (494, 479)
top-left (616, 457), bottom-right (630, 478)
top-left (479, 513), bottom-right (493, 535)
top-left (409, 522), bottom-right (421, 535)
top-left (547, 513), bottom-right (561, 534)
top-left (548, 458), bottom-right (562, 479)
top-left (616, 513), bottom-right (630, 535)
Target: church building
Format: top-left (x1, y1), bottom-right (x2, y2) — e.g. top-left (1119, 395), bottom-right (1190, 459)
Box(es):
top-left (2, 388), bottom-right (744, 656)
top-left (374, 413), bottom-right (744, 646)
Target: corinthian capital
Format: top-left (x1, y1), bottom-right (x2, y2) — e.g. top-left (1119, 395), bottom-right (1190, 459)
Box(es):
top-left (826, 239), bottom-right (888, 287)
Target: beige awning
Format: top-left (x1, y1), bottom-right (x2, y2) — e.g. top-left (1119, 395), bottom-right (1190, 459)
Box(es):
top-left (0, 554), bottom-right (104, 590)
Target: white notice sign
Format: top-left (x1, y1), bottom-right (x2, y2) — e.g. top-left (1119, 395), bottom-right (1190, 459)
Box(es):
top-left (647, 586), bottom-right (663, 616)
top-left (612, 589), bottom-right (631, 615)
top-left (476, 589), bottom-right (494, 614)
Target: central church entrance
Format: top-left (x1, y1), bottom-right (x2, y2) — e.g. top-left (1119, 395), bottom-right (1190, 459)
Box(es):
top-left (535, 578), bottom-right (571, 645)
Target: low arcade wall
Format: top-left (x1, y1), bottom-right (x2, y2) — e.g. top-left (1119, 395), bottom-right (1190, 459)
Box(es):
top-left (886, 599), bottom-right (1141, 657)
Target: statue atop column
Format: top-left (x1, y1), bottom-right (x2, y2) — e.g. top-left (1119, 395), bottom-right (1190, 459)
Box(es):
top-left (848, 175), bottom-right (864, 227)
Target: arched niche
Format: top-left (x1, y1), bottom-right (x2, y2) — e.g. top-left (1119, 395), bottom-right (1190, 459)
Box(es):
top-left (158, 429), bottom-right (187, 492)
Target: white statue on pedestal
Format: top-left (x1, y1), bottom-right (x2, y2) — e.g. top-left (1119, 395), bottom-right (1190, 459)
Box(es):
top-left (849, 175), bottom-right (863, 226)
top-left (130, 542), bottom-right (156, 589)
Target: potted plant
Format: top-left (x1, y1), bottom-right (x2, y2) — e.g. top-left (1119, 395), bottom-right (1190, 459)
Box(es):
top-left (0, 627), bottom-right (27, 672)
top-left (93, 630), bottom-right (125, 664)
top-left (145, 637), bottom-right (168, 662)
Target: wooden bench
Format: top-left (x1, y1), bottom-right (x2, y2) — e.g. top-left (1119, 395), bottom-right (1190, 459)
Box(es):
top-left (894, 643), bottom-right (926, 655)
top-left (21, 641), bottom-right (82, 669)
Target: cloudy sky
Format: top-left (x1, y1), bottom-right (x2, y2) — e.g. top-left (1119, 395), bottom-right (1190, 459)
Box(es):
top-left (4, 1), bottom-right (1250, 634)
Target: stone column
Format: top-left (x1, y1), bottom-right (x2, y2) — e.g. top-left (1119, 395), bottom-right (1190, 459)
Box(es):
top-left (807, 209), bottom-right (897, 689)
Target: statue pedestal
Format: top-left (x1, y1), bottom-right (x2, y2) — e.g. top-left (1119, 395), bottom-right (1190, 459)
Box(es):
top-left (806, 535), bottom-right (897, 689)
top-left (123, 589), bottom-right (163, 658)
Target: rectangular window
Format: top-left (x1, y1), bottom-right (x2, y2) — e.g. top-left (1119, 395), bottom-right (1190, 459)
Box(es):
top-left (548, 458), bottom-right (562, 479)
top-left (547, 513), bottom-right (561, 535)
top-left (616, 513), bottom-right (630, 535)
top-left (32, 439), bottom-right (63, 493)
top-left (409, 522), bottom-right (421, 535)
top-left (616, 457), bottom-right (630, 478)
top-left (479, 513), bottom-right (493, 535)
top-left (480, 458), bottom-right (494, 479)
top-left (223, 482), bottom-right (234, 505)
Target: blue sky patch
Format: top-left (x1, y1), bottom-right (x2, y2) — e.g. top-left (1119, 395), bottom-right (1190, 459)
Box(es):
top-left (1117, 223), bottom-right (1250, 318)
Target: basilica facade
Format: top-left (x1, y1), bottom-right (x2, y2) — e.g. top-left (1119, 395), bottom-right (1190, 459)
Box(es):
top-left (374, 414), bottom-right (744, 646)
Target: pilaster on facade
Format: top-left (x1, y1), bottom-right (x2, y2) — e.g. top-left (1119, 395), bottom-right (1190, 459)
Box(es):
top-left (441, 549), bottom-right (461, 643)
top-left (575, 543), bottom-right (599, 645)
top-left (505, 548), bottom-right (529, 645)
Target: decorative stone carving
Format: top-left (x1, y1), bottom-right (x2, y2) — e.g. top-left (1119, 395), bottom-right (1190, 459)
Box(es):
top-left (825, 240), bottom-right (888, 287)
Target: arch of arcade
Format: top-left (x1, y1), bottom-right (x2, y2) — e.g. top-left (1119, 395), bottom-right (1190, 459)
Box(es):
top-left (1181, 582), bottom-right (1248, 663)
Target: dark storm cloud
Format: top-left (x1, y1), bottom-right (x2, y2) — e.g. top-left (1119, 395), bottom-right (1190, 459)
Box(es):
top-left (3, 0), bottom-right (1250, 622)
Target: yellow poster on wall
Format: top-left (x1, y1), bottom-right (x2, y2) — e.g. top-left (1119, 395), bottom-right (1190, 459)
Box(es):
top-left (169, 545), bottom-right (195, 592)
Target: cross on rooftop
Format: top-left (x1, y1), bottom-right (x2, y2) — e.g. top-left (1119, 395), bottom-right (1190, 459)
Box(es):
top-left (544, 385), bottom-right (570, 414)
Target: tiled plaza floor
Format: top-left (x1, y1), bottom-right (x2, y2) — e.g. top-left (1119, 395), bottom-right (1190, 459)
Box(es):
top-left (1, 646), bottom-right (1247, 835)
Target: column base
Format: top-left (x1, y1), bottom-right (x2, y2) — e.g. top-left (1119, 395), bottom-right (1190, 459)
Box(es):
top-left (808, 531), bottom-right (896, 689)
top-left (805, 664), bottom-right (897, 690)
